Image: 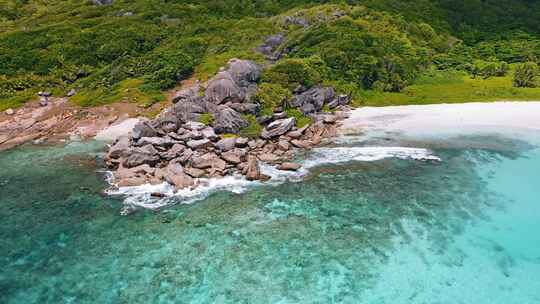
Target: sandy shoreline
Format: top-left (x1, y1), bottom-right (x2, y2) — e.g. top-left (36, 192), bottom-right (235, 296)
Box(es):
top-left (341, 101), bottom-right (540, 139)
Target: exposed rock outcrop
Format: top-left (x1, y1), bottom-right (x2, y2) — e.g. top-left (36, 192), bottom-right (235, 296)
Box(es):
top-left (105, 58), bottom-right (351, 192)
top-left (261, 118), bottom-right (296, 139)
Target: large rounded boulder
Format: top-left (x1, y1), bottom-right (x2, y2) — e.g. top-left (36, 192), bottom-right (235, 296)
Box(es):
top-left (227, 59), bottom-right (261, 86)
top-left (205, 71), bottom-right (244, 104)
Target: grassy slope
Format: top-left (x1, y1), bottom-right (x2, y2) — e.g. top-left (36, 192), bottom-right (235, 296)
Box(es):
top-left (359, 74), bottom-right (540, 106)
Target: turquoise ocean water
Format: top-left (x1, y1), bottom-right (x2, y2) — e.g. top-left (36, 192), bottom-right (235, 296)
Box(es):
top-left (1, 128), bottom-right (539, 303)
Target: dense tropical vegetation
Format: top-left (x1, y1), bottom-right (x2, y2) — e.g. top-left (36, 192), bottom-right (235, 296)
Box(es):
top-left (1, 0), bottom-right (540, 111)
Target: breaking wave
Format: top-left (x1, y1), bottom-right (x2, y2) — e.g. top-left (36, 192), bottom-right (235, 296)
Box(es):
top-left (107, 146), bottom-right (440, 214)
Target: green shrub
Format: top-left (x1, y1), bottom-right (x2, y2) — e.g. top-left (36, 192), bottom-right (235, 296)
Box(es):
top-left (254, 83), bottom-right (292, 116)
top-left (240, 115), bottom-right (263, 138)
top-left (198, 113), bottom-right (214, 126)
top-left (471, 60), bottom-right (510, 79)
top-left (262, 58), bottom-right (322, 91)
top-left (285, 108), bottom-right (313, 128)
top-left (513, 62), bottom-right (539, 88)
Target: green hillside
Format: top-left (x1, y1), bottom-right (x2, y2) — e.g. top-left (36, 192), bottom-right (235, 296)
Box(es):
top-left (1, 0), bottom-right (540, 111)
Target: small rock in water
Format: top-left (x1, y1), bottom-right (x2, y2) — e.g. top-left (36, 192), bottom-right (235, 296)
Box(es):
top-left (278, 162), bottom-right (301, 171)
top-left (33, 138), bottom-right (47, 145)
top-left (151, 192), bottom-right (166, 198)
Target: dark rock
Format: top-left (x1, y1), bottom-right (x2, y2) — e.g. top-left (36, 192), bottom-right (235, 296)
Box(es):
top-left (261, 117), bottom-right (296, 139)
top-left (291, 86), bottom-right (335, 114)
top-left (300, 103), bottom-right (316, 114)
top-left (136, 136), bottom-right (176, 148)
top-left (132, 119), bottom-right (157, 140)
top-left (123, 145), bottom-right (160, 168)
top-left (293, 85), bottom-right (307, 94)
top-left (154, 112), bottom-right (180, 133)
top-left (273, 112), bottom-right (287, 120)
top-left (189, 130), bottom-right (204, 140)
top-left (164, 162), bottom-right (194, 190)
top-left (257, 153), bottom-right (280, 163)
top-left (129, 164), bottom-right (156, 175)
top-left (290, 139), bottom-right (311, 149)
top-left (221, 150), bottom-right (242, 164)
top-left (212, 106), bottom-right (248, 134)
top-left (172, 83), bottom-right (200, 104)
top-left (192, 153), bottom-right (226, 171)
top-left (172, 101), bottom-right (207, 122)
top-left (287, 124), bottom-right (310, 139)
top-left (228, 103), bottom-right (260, 115)
top-left (117, 176), bottom-right (147, 187)
top-left (184, 121), bottom-right (206, 131)
top-left (39, 97), bottom-right (49, 107)
top-left (184, 167), bottom-right (206, 178)
top-left (278, 162), bottom-right (301, 171)
top-left (256, 33), bottom-right (286, 61)
top-left (201, 127), bottom-right (219, 141)
top-left (107, 136), bottom-right (131, 159)
top-left (257, 115), bottom-right (273, 125)
top-left (187, 138), bottom-right (212, 150)
top-left (151, 192), bottom-right (166, 198)
top-left (215, 137), bottom-right (237, 152)
top-left (38, 91), bottom-right (52, 97)
top-left (205, 71), bottom-right (244, 104)
top-left (226, 59), bottom-right (261, 86)
top-left (160, 143), bottom-right (186, 160)
top-left (177, 148), bottom-right (194, 164)
top-left (235, 137), bottom-right (249, 148)
top-left (246, 155), bottom-right (262, 181)
top-left (92, 0), bottom-right (113, 5)
top-left (283, 16), bottom-right (309, 27)
top-left (167, 132), bottom-right (183, 141)
top-left (277, 140), bottom-right (291, 151)
top-left (328, 94), bottom-right (351, 108)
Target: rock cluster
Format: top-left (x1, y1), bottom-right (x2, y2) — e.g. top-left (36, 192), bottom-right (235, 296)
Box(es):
top-left (105, 59), bottom-right (350, 191)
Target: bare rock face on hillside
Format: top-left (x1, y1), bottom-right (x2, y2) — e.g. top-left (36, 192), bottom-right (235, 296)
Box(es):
top-left (290, 86), bottom-right (335, 114)
top-left (256, 33), bottom-right (287, 61)
top-left (105, 58), bottom-right (351, 193)
top-left (92, 0), bottom-right (113, 5)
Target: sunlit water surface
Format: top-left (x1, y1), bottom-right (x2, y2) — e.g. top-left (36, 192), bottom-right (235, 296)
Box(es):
top-left (1, 116), bottom-right (539, 303)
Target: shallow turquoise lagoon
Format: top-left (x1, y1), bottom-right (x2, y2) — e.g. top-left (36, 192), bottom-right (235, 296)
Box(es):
top-left (1, 133), bottom-right (539, 303)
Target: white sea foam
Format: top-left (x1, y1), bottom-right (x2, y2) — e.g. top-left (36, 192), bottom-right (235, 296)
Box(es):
top-left (107, 146), bottom-right (439, 213)
top-left (304, 146), bottom-right (441, 167)
top-left (107, 174), bottom-right (257, 213)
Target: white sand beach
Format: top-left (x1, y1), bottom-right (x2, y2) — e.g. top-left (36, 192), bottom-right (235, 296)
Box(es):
top-left (342, 102), bottom-right (540, 139)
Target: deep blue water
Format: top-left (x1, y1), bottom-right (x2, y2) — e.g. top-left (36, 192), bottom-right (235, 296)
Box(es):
top-left (1, 134), bottom-right (539, 303)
